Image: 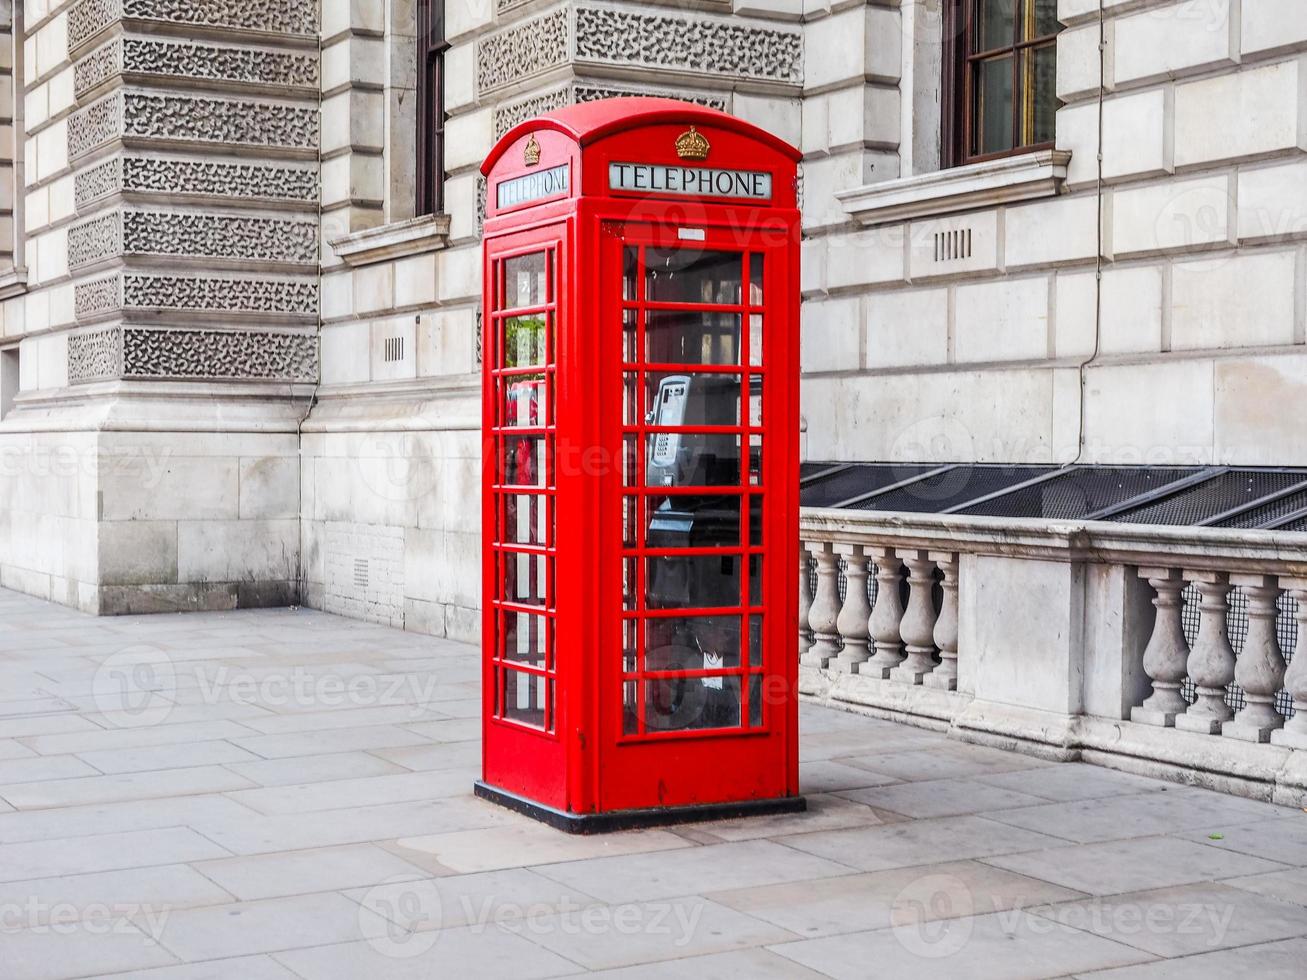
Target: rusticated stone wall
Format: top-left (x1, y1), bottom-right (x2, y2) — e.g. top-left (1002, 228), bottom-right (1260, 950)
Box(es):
top-left (63, 0), bottom-right (321, 388)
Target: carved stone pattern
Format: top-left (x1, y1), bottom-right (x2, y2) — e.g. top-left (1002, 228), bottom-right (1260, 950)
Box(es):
top-left (492, 84), bottom-right (727, 141)
top-left (75, 275), bottom-right (123, 318)
top-left (67, 327), bottom-right (123, 384)
top-left (122, 274), bottom-right (319, 315)
top-left (575, 85), bottom-right (727, 111)
top-left (68, 94), bottom-right (122, 160)
top-left (73, 157), bottom-right (319, 206)
top-left (70, 0), bottom-right (319, 51)
top-left (74, 39), bottom-right (121, 94)
top-left (476, 8), bottom-right (568, 93)
top-left (75, 37), bottom-right (319, 96)
top-left (476, 175), bottom-right (486, 236)
top-left (68, 0), bottom-right (121, 52)
top-left (74, 158), bottom-right (122, 210)
top-left (121, 93), bottom-right (319, 149)
top-left (130, 211), bottom-right (317, 262)
top-left (121, 327), bottom-right (318, 381)
top-left (68, 212), bottom-right (123, 268)
top-left (574, 7), bottom-right (802, 83)
top-left (493, 87), bottom-right (571, 140)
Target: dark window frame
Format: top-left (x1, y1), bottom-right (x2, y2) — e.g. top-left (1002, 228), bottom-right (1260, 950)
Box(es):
top-left (417, 0), bottom-right (449, 215)
top-left (943, 0), bottom-right (1060, 169)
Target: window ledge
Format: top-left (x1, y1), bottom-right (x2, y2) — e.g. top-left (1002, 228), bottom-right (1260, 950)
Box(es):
top-left (837, 150), bottom-right (1072, 226)
top-left (329, 214), bottom-right (452, 267)
top-left (0, 267), bottom-right (28, 301)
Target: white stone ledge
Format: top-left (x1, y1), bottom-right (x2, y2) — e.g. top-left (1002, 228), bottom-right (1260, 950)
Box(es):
top-left (329, 214), bottom-right (451, 267)
top-left (837, 150), bottom-right (1072, 226)
top-left (800, 507), bottom-right (1307, 572)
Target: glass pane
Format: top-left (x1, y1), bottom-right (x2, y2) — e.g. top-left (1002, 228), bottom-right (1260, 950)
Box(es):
top-left (977, 0), bottom-right (1016, 50)
top-left (503, 611), bottom-right (548, 664)
top-left (501, 435), bottom-right (548, 487)
top-left (748, 615), bottom-right (763, 666)
top-left (1023, 44), bottom-right (1058, 146)
top-left (748, 434), bottom-right (763, 486)
top-left (622, 309), bottom-right (638, 363)
top-left (503, 551), bottom-right (550, 607)
top-left (623, 679), bottom-right (639, 735)
top-left (749, 494), bottom-right (763, 546)
top-left (622, 557), bottom-right (638, 611)
top-left (749, 254), bottom-right (764, 305)
top-left (502, 668), bottom-right (549, 729)
top-left (644, 675), bottom-right (740, 732)
top-left (622, 434), bottom-right (639, 488)
top-left (622, 620), bottom-right (638, 673)
top-left (748, 374), bottom-right (763, 425)
top-left (645, 371), bottom-right (741, 431)
top-left (975, 55), bottom-right (1014, 156)
top-left (623, 371), bottom-right (640, 425)
top-left (646, 311), bottom-right (741, 365)
top-left (504, 492), bottom-right (549, 546)
top-left (646, 554), bottom-right (743, 610)
top-left (748, 556), bottom-right (762, 606)
top-left (645, 431), bottom-right (741, 487)
top-left (1028, 0), bottom-right (1058, 39)
top-left (645, 248), bottom-right (742, 305)
top-left (622, 246), bottom-right (638, 302)
top-left (645, 614), bottom-right (742, 671)
top-left (503, 315), bottom-right (547, 368)
top-left (504, 252), bottom-right (548, 308)
top-left (621, 495), bottom-right (638, 547)
top-left (748, 674), bottom-right (763, 726)
top-left (748, 315), bottom-right (763, 367)
top-left (645, 495), bottom-right (742, 550)
top-left (502, 376), bottom-right (546, 428)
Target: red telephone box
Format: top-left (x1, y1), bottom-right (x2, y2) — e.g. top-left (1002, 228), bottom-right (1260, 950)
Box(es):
top-left (477, 98), bottom-right (802, 832)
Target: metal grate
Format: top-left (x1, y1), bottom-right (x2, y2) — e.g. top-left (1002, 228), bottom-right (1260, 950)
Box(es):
top-left (1213, 487), bottom-right (1307, 530)
top-left (801, 464), bottom-right (936, 509)
top-left (1116, 472), bottom-right (1307, 527)
top-left (959, 467), bottom-right (1199, 520)
top-left (855, 466), bottom-right (1054, 514)
top-left (1283, 516), bottom-right (1307, 533)
top-left (1179, 584), bottom-right (1297, 718)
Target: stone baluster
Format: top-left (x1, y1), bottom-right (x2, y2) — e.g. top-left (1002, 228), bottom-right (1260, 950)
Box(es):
top-left (798, 547), bottom-right (814, 661)
top-left (924, 551), bottom-right (959, 691)
top-left (1225, 575), bottom-right (1287, 743)
top-left (802, 542), bottom-right (840, 669)
top-left (1175, 571), bottom-right (1236, 735)
top-left (1272, 579), bottom-right (1307, 749)
top-left (832, 544), bottom-right (872, 673)
top-left (891, 549), bottom-right (939, 684)
top-left (1131, 567), bottom-right (1190, 726)
top-left (861, 548), bottom-right (905, 679)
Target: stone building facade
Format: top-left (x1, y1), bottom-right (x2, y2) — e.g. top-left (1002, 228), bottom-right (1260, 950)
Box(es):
top-left (0, 0), bottom-right (1303, 640)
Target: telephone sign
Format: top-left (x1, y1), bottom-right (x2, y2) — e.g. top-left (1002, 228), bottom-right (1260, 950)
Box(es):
top-left (477, 98), bottom-right (803, 832)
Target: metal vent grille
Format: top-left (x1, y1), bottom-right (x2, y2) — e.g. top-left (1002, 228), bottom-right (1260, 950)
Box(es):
top-left (959, 467), bottom-right (1200, 520)
top-left (855, 466), bottom-right (1054, 514)
top-left (1180, 585), bottom-right (1297, 718)
top-left (1115, 472), bottom-right (1307, 526)
top-left (353, 558), bottom-right (369, 589)
top-left (1213, 487), bottom-right (1307, 530)
top-left (801, 464), bottom-right (935, 509)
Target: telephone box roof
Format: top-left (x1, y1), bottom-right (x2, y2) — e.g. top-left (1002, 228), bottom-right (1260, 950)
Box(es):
top-left (481, 96), bottom-right (802, 176)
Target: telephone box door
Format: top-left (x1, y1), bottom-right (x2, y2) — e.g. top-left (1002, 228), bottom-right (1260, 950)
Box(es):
top-left (599, 220), bottom-right (798, 811)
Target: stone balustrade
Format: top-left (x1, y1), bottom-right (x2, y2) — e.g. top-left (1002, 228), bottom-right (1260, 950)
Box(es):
top-left (798, 507), bottom-right (1307, 806)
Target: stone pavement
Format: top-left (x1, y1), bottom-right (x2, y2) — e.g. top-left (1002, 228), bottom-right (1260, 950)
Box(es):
top-left (1, 588), bottom-right (1306, 979)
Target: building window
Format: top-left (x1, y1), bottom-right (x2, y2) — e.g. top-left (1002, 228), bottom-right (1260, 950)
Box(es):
top-left (417, 0), bottom-right (448, 215)
top-left (944, 0), bottom-right (1061, 167)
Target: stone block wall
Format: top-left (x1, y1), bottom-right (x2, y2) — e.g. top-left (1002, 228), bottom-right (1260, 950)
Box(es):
top-left (801, 0), bottom-right (1307, 468)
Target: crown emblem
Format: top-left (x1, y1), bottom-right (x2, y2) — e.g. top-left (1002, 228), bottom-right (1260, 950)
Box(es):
top-left (675, 126), bottom-right (710, 161)
top-left (524, 133), bottom-right (541, 167)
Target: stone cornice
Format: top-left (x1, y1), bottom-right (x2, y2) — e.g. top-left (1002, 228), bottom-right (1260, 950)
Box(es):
top-left (838, 151), bottom-right (1073, 226)
top-left (328, 214), bottom-right (452, 267)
